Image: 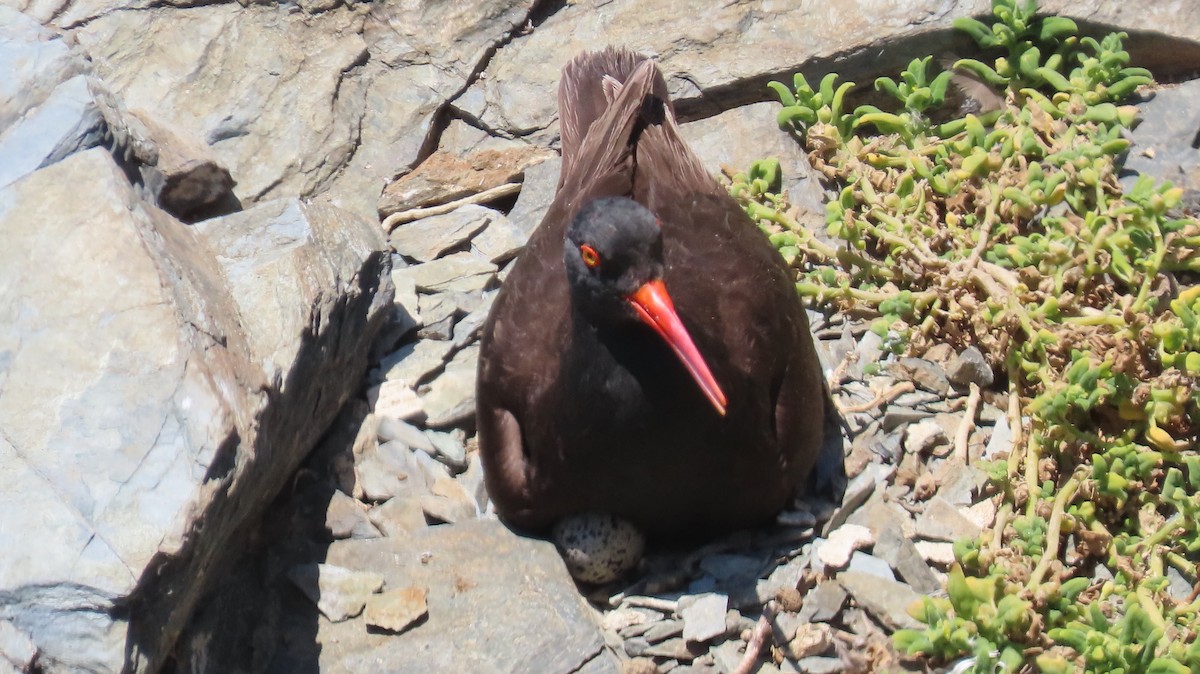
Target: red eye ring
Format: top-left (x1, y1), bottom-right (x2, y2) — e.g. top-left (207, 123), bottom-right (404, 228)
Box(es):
top-left (580, 244), bottom-right (601, 269)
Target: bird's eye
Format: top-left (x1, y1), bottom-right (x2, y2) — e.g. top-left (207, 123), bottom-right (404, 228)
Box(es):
top-left (580, 244), bottom-right (601, 269)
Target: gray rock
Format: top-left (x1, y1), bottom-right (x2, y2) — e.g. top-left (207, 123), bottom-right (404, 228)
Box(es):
top-left (644, 619), bottom-right (684, 644)
top-left (73, 7), bottom-right (369, 210)
top-left (368, 497), bottom-right (429, 537)
top-left (420, 344), bottom-right (480, 427)
top-left (364, 586), bottom-right (428, 634)
top-left (0, 9), bottom-right (86, 132)
top-left (452, 290), bottom-right (498, 349)
top-left (376, 338), bottom-right (456, 386)
top-left (391, 266), bottom-right (422, 325)
top-left (0, 74), bottom-right (104, 191)
top-left (915, 497), bottom-right (982, 543)
top-left (946, 346), bottom-right (994, 388)
top-left (378, 147), bottom-right (544, 217)
top-left (904, 418), bottom-right (948, 455)
top-left (680, 593), bottom-right (728, 643)
top-left (457, 453), bottom-right (491, 515)
top-left (326, 490), bottom-right (383, 540)
top-left (376, 416), bottom-right (437, 454)
top-left (680, 101), bottom-right (825, 218)
top-left (642, 638), bottom-right (702, 661)
top-left (310, 520), bottom-right (618, 673)
top-left (417, 292), bottom-right (463, 340)
top-left (424, 430), bottom-right (469, 472)
top-left (419, 479), bottom-right (479, 524)
top-left (287, 563), bottom-right (385, 623)
top-left (795, 656), bottom-right (845, 674)
top-left (471, 209), bottom-right (529, 264)
top-left (1122, 78), bottom-right (1200, 198)
top-left (936, 461), bottom-right (988, 506)
top-left (837, 571), bottom-right (923, 630)
top-left (697, 554), bottom-right (763, 582)
top-left (507, 156), bottom-right (561, 236)
top-left (796, 581), bottom-right (847, 623)
top-left (406, 251), bottom-right (498, 294)
top-left (369, 379), bottom-right (427, 423)
top-left (890, 358), bottom-right (951, 395)
top-left (984, 413), bottom-right (1013, 460)
top-left (822, 463), bottom-right (891, 534)
top-left (846, 551), bottom-right (895, 581)
top-left (0, 148), bottom-right (388, 674)
top-left (389, 206), bottom-right (493, 262)
top-left (882, 407), bottom-right (933, 431)
top-left (873, 526), bottom-right (942, 595)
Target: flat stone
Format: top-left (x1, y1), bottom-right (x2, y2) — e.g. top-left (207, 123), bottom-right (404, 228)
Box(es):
top-left (388, 206), bottom-right (493, 262)
top-left (641, 638), bottom-right (702, 661)
top-left (451, 291), bottom-right (498, 349)
top-left (376, 338), bottom-right (455, 386)
top-left (787, 622), bottom-right (835, 660)
top-left (756, 552), bottom-right (808, 603)
top-left (697, 554), bottom-right (763, 582)
top-left (904, 418), bottom-right (948, 455)
top-left (881, 407), bottom-right (933, 431)
top-left (889, 358), bottom-right (950, 395)
top-left (424, 430), bottom-right (468, 472)
top-left (404, 251), bottom-right (497, 294)
top-left (983, 413), bottom-right (1013, 460)
top-left (0, 74), bottom-right (103, 191)
top-left (796, 581), bottom-right (847, 624)
top-left (915, 497), bottom-right (983, 543)
top-left (680, 593), bottom-right (728, 643)
top-left (507, 156), bottom-right (561, 237)
top-left (379, 148), bottom-right (549, 217)
top-left (376, 416), bottom-right (436, 453)
top-left (963, 499), bottom-right (997, 530)
top-left (838, 571), bottom-right (922, 631)
top-left (368, 496), bottom-right (430, 537)
top-left (417, 292), bottom-right (461, 340)
top-left (368, 379), bottom-right (427, 422)
top-left (914, 541), bottom-right (957, 567)
top-left (326, 490), bottom-right (382, 540)
top-left (816, 524), bottom-right (874, 569)
top-left (795, 656), bottom-right (845, 674)
top-left (364, 586), bottom-right (428, 634)
top-left (391, 263), bottom-right (421, 321)
top-left (946, 346), bottom-right (994, 388)
top-left (423, 477), bottom-right (479, 522)
top-left (846, 551), bottom-right (895, 581)
top-left (1123, 78), bottom-right (1200, 197)
top-left (822, 463), bottom-right (891, 534)
top-left (644, 620), bottom-right (684, 644)
top-left (287, 563), bottom-right (385, 623)
top-left (456, 453), bottom-right (490, 515)
top-left (420, 345), bottom-right (480, 427)
top-left (680, 101), bottom-right (825, 219)
top-left (936, 461), bottom-right (988, 506)
top-left (471, 209), bottom-right (529, 264)
top-left (873, 527), bottom-right (941, 594)
top-left (311, 520), bottom-right (617, 673)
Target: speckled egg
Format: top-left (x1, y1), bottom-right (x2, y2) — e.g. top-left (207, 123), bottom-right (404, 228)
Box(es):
top-left (552, 513), bottom-right (645, 584)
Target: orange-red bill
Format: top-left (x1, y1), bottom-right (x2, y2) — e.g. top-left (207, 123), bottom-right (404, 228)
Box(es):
top-left (627, 279), bottom-right (728, 416)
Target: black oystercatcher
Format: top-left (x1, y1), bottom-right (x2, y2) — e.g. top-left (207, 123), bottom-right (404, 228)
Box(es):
top-left (476, 48), bottom-right (843, 540)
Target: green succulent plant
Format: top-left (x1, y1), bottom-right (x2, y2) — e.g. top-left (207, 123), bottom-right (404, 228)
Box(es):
top-left (733, 0), bottom-right (1200, 672)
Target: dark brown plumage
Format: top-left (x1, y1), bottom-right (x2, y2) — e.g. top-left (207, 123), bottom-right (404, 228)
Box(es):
top-left (476, 48), bottom-right (842, 540)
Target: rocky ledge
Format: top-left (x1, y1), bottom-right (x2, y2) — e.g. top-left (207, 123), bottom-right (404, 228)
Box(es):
top-left (2, 1), bottom-right (1200, 674)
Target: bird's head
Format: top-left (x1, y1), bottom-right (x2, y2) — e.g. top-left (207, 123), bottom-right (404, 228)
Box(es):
top-left (564, 197), bottom-right (727, 415)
